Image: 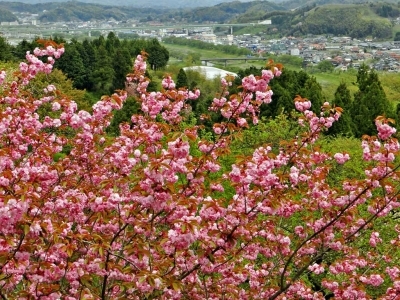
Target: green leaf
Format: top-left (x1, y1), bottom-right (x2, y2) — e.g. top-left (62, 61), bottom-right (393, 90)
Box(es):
top-left (172, 281), bottom-right (181, 291)
top-left (23, 224), bottom-right (30, 235)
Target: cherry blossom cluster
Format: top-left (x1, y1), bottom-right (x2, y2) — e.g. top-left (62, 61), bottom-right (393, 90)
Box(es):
top-left (19, 45), bottom-right (64, 85)
top-left (376, 117), bottom-right (397, 140)
top-left (0, 70), bottom-right (6, 85)
top-left (209, 66), bottom-right (281, 131)
top-left (1, 43), bottom-right (400, 300)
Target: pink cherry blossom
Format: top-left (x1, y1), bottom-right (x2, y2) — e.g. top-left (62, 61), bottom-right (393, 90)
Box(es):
top-left (0, 70), bottom-right (6, 85)
top-left (376, 119), bottom-right (396, 140)
top-left (295, 99), bottom-right (312, 112)
top-left (0, 42), bottom-right (399, 300)
top-left (334, 152), bottom-right (350, 164)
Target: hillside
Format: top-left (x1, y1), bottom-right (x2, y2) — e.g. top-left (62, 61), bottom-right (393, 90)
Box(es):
top-left (0, 0), bottom-right (286, 23)
top-left (0, 7), bottom-right (16, 22)
top-left (278, 0), bottom-right (400, 10)
top-left (235, 2), bottom-right (397, 38)
top-left (0, 0), bottom-right (257, 8)
top-left (0, 0), bottom-right (399, 39)
top-left (180, 0), bottom-right (285, 23)
top-left (300, 4), bottom-right (393, 38)
top-left (0, 1), bottom-right (172, 22)
top-left (39, 3), bottom-right (127, 22)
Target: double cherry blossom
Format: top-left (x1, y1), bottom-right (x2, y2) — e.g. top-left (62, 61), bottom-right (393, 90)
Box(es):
top-left (0, 42), bottom-right (399, 299)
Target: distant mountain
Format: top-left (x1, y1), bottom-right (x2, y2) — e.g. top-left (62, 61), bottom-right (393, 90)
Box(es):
top-left (0, 0), bottom-right (285, 23)
top-left (0, 1), bottom-right (170, 22)
top-left (242, 2), bottom-right (396, 38)
top-left (0, 7), bottom-right (16, 21)
top-left (1, 0), bottom-right (398, 40)
top-left (299, 4), bottom-right (394, 38)
top-left (275, 0), bottom-right (399, 10)
top-left (0, 0), bottom-right (258, 9)
top-left (180, 1), bottom-right (285, 23)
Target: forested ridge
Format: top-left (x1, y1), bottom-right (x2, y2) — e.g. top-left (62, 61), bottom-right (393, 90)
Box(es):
top-left (0, 1), bottom-right (169, 22)
top-left (0, 7), bottom-right (16, 21)
top-left (238, 3), bottom-right (397, 38)
top-left (179, 0), bottom-right (285, 23)
top-left (300, 4), bottom-right (393, 38)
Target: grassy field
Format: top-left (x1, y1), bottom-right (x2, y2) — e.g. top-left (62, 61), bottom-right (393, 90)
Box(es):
top-left (313, 70), bottom-right (400, 106)
top-left (311, 70), bottom-right (359, 101)
top-left (164, 43), bottom-right (268, 72)
top-left (232, 25), bottom-right (268, 36)
top-left (164, 44), bottom-right (241, 60)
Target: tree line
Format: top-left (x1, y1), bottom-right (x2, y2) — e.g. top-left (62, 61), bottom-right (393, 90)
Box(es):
top-left (1, 33), bottom-right (398, 138)
top-left (0, 33), bottom-right (169, 95)
top-left (249, 64), bottom-right (397, 137)
top-left (172, 64), bottom-right (398, 138)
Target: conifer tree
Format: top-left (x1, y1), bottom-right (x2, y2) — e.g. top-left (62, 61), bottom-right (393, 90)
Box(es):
top-left (107, 96), bottom-right (140, 136)
top-left (0, 36), bottom-right (13, 61)
top-left (90, 45), bottom-right (115, 94)
top-left (264, 83), bottom-right (293, 117)
top-left (105, 31), bottom-right (119, 55)
top-left (299, 76), bottom-right (324, 113)
top-left (79, 39), bottom-right (97, 90)
top-left (112, 47), bottom-right (132, 91)
top-left (146, 39), bottom-right (169, 70)
top-left (176, 68), bottom-right (189, 89)
top-left (13, 40), bottom-right (32, 60)
top-left (54, 43), bottom-right (86, 90)
top-left (91, 34), bottom-right (106, 48)
top-left (351, 65), bottom-right (394, 137)
top-left (327, 82), bottom-right (353, 136)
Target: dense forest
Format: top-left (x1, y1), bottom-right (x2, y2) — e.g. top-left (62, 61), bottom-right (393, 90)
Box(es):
top-left (0, 33), bottom-right (169, 96)
top-left (173, 63), bottom-right (397, 138)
